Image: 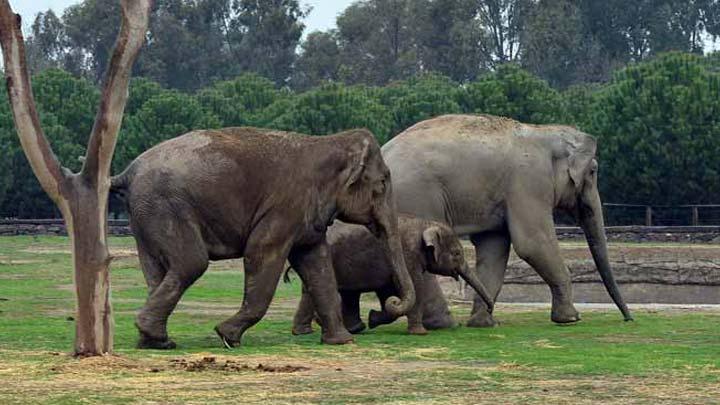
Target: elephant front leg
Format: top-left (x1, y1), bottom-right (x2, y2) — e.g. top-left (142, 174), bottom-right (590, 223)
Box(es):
top-left (420, 274), bottom-right (457, 330)
top-left (467, 232), bottom-right (511, 328)
top-left (406, 296), bottom-right (428, 335)
top-left (292, 284), bottom-right (316, 335)
top-left (289, 243), bottom-right (353, 345)
top-left (215, 235), bottom-right (292, 348)
top-left (508, 206), bottom-right (580, 324)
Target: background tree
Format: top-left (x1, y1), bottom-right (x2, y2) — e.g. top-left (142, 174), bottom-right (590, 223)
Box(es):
top-left (197, 73), bottom-right (282, 126)
top-left (412, 0), bottom-right (486, 82)
top-left (475, 0), bottom-right (529, 66)
top-left (62, 0), bottom-right (121, 82)
top-left (335, 0), bottom-right (419, 85)
top-left (230, 0), bottom-right (308, 85)
top-left (268, 83), bottom-right (394, 142)
top-left (583, 53), bottom-right (720, 205)
top-left (137, 0), bottom-right (235, 90)
top-left (0, 0), bottom-right (151, 355)
top-left (379, 73), bottom-right (463, 136)
top-left (291, 30), bottom-right (343, 90)
top-left (461, 63), bottom-right (566, 123)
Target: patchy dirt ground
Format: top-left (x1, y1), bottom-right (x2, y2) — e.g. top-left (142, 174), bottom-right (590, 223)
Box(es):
top-left (1, 349), bottom-right (718, 404)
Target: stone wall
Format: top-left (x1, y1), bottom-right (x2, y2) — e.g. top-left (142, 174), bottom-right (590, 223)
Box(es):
top-left (447, 238), bottom-right (720, 304)
top-left (2, 220), bottom-right (719, 243)
top-left (0, 219), bottom-right (132, 236)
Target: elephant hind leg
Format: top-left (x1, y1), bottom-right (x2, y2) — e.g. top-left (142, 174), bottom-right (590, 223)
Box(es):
top-left (466, 231), bottom-right (511, 328)
top-left (508, 207), bottom-right (579, 324)
top-left (136, 222), bottom-right (209, 349)
top-left (292, 284), bottom-right (315, 335)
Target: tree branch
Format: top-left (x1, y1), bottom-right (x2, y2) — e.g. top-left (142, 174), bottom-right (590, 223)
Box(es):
top-left (0, 1), bottom-right (67, 203)
top-left (81, 0), bottom-right (152, 184)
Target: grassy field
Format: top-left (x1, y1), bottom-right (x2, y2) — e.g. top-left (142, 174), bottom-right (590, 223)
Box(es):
top-left (0, 236), bottom-right (719, 404)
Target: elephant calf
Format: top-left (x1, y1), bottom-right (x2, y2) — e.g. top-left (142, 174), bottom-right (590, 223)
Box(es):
top-left (292, 215), bottom-right (494, 335)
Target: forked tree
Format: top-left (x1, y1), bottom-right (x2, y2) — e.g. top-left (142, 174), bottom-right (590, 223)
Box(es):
top-left (0, 0), bottom-right (151, 356)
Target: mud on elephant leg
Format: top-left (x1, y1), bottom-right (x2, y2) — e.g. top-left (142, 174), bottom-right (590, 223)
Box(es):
top-left (292, 285), bottom-right (316, 335)
top-left (288, 243), bottom-right (353, 345)
top-left (467, 232), bottom-right (511, 328)
top-left (340, 291), bottom-right (366, 334)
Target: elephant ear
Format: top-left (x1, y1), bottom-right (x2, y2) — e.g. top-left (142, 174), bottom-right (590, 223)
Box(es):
top-left (345, 138), bottom-right (371, 187)
top-left (422, 226), bottom-right (442, 263)
top-left (567, 133), bottom-right (597, 193)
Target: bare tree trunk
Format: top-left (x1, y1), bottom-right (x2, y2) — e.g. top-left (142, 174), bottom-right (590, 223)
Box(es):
top-left (66, 180), bottom-right (114, 354)
top-left (0, 0), bottom-right (151, 356)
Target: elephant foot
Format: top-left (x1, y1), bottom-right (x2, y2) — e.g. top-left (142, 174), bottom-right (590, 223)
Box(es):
top-left (321, 329), bottom-right (354, 345)
top-left (422, 312), bottom-right (457, 330)
top-left (466, 311), bottom-right (498, 328)
top-left (407, 324), bottom-right (428, 335)
top-left (551, 304), bottom-right (581, 324)
top-left (292, 324), bottom-right (314, 335)
top-left (368, 309), bottom-right (394, 329)
top-left (346, 321), bottom-right (367, 334)
top-left (214, 324), bottom-right (243, 349)
top-left (136, 332), bottom-right (176, 350)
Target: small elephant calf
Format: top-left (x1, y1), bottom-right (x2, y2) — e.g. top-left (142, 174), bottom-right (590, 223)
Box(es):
top-left (292, 215), bottom-right (494, 335)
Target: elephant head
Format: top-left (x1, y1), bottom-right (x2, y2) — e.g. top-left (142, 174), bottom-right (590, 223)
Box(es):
top-left (335, 130), bottom-right (415, 317)
top-left (422, 223), bottom-right (494, 312)
top-left (553, 131), bottom-right (633, 321)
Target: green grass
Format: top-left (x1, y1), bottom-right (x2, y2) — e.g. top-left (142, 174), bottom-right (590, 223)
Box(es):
top-left (0, 236), bottom-right (719, 404)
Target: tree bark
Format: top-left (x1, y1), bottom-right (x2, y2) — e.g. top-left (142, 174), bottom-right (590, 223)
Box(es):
top-left (0, 0), bottom-right (151, 356)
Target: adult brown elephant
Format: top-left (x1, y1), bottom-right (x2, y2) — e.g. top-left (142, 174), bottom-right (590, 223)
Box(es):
top-left (381, 114), bottom-right (633, 328)
top-left (112, 127), bottom-right (415, 349)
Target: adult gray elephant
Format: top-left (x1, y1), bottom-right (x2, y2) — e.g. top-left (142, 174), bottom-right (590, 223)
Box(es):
top-left (112, 127), bottom-right (415, 349)
top-left (381, 114), bottom-right (633, 328)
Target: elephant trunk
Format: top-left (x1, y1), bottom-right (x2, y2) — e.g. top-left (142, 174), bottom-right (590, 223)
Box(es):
top-left (376, 192), bottom-right (416, 317)
top-left (458, 263), bottom-right (494, 312)
top-left (579, 187), bottom-right (633, 321)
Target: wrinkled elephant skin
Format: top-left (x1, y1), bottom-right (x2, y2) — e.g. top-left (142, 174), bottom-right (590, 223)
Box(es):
top-left (112, 127), bottom-right (416, 349)
top-left (382, 114), bottom-right (633, 328)
top-left (292, 215), bottom-right (493, 335)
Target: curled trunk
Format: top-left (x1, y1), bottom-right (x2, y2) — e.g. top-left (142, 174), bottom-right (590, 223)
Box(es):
top-left (376, 190), bottom-right (415, 317)
top-left (381, 227), bottom-right (416, 317)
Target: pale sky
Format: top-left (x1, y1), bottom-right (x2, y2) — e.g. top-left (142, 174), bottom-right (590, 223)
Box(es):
top-left (12, 0), bottom-right (355, 36)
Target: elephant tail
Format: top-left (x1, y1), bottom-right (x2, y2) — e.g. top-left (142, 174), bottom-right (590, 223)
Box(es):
top-left (110, 167), bottom-right (135, 205)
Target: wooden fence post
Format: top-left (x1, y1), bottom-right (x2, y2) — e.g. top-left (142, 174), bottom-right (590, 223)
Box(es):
top-left (692, 206), bottom-right (699, 226)
top-left (645, 206), bottom-right (653, 226)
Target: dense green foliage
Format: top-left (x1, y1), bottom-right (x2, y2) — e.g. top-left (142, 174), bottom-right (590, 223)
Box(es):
top-left (1, 52), bottom-right (719, 216)
top-left (582, 53), bottom-right (720, 205)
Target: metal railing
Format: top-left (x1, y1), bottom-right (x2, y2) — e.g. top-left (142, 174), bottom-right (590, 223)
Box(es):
top-left (602, 204), bottom-right (720, 226)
